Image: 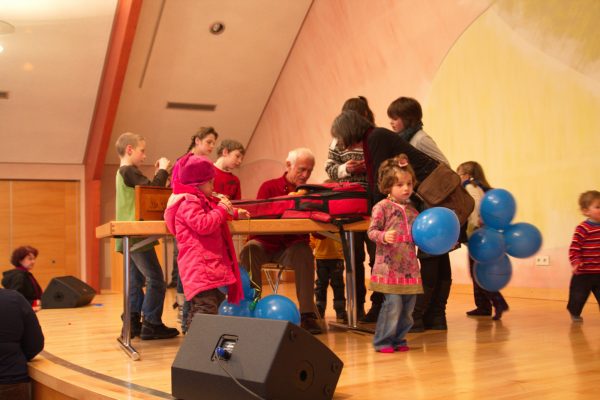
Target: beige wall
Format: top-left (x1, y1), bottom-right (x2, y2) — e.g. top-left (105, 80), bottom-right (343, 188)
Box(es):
top-left (240, 0), bottom-right (600, 290)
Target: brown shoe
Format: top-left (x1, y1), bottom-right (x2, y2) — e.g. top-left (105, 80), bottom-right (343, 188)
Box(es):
top-left (300, 313), bottom-right (322, 334)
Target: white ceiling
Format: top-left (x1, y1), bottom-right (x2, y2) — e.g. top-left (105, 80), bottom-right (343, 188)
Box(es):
top-left (0, 0), bottom-right (312, 166)
top-left (0, 0), bottom-right (117, 164)
top-left (109, 0), bottom-right (311, 165)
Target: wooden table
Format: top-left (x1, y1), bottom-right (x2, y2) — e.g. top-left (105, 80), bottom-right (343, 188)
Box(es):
top-left (96, 218), bottom-right (370, 360)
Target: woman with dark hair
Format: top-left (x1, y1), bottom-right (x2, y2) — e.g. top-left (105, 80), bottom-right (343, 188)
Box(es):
top-left (331, 110), bottom-right (455, 331)
top-left (2, 246), bottom-right (43, 310)
top-left (325, 97), bottom-right (378, 322)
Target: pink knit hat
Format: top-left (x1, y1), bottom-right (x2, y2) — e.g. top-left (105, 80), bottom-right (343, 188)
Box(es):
top-left (179, 155), bottom-right (215, 185)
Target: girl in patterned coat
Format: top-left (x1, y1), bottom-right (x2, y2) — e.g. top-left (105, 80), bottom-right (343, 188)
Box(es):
top-left (367, 155), bottom-right (423, 353)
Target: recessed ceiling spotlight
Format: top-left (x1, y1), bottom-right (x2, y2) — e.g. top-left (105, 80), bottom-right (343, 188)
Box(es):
top-left (209, 22), bottom-right (225, 35)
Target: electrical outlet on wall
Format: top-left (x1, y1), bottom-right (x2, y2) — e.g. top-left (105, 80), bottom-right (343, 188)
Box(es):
top-left (535, 255), bottom-right (550, 266)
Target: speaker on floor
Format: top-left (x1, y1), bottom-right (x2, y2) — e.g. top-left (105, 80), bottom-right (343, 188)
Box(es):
top-left (172, 314), bottom-right (343, 400)
top-left (41, 275), bottom-right (96, 309)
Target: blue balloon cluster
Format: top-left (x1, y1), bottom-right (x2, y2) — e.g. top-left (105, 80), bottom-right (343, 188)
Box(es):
top-left (218, 266), bottom-right (301, 325)
top-left (468, 189), bottom-right (543, 291)
top-left (412, 207), bottom-right (460, 255)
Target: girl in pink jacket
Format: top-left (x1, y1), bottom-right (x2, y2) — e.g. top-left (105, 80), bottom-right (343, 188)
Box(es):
top-left (164, 154), bottom-right (249, 329)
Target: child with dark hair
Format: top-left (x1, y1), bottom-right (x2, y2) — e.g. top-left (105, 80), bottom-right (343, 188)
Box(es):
top-left (214, 139), bottom-right (245, 200)
top-left (568, 190), bottom-right (600, 322)
top-left (2, 246), bottom-right (43, 310)
top-left (368, 155), bottom-right (422, 353)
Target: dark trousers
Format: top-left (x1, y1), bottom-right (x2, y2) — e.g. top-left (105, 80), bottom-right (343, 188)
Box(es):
top-left (186, 288), bottom-right (226, 330)
top-left (0, 382), bottom-right (30, 400)
top-left (413, 253), bottom-right (452, 327)
top-left (363, 236), bottom-right (385, 307)
top-left (567, 274), bottom-right (600, 316)
top-left (315, 259), bottom-right (346, 311)
top-left (468, 256), bottom-right (508, 312)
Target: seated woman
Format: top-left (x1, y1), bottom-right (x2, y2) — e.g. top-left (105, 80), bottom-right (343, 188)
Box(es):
top-left (2, 246), bottom-right (43, 310)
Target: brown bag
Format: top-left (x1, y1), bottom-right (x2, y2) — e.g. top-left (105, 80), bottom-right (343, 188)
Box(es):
top-left (416, 163), bottom-right (475, 226)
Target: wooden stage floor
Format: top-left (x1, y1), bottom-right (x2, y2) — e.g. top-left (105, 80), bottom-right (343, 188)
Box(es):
top-left (31, 284), bottom-right (600, 399)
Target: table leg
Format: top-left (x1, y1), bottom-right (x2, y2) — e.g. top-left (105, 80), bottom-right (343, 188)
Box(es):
top-left (329, 230), bottom-right (374, 333)
top-left (118, 236), bottom-right (141, 361)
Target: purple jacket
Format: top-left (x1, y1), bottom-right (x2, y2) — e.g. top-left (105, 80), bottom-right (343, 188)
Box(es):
top-left (164, 192), bottom-right (242, 303)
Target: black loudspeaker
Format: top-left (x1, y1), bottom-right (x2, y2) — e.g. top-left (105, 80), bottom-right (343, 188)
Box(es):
top-left (172, 314), bottom-right (343, 400)
top-left (41, 276), bottom-right (96, 309)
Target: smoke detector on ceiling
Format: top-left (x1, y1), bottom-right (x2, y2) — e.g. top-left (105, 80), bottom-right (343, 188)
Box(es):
top-left (209, 22), bottom-right (225, 35)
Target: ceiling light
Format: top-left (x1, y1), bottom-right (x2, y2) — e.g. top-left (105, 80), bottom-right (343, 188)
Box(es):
top-left (209, 22), bottom-right (225, 35)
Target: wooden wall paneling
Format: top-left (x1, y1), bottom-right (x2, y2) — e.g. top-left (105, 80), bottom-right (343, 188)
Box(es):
top-left (11, 181), bottom-right (80, 290)
top-left (0, 181), bottom-right (10, 270)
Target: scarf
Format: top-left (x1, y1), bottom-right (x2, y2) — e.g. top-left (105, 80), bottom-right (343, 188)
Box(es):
top-left (399, 122), bottom-right (423, 143)
top-left (15, 265), bottom-right (43, 301)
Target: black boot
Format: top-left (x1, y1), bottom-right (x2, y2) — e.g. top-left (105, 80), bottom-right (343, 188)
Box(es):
top-left (121, 313), bottom-right (142, 339)
top-left (361, 292), bottom-right (383, 323)
top-left (410, 286), bottom-right (434, 333)
top-left (140, 320), bottom-right (180, 340)
top-left (424, 280), bottom-right (452, 330)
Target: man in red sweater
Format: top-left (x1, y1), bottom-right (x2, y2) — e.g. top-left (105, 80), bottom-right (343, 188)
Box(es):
top-left (239, 148), bottom-right (322, 334)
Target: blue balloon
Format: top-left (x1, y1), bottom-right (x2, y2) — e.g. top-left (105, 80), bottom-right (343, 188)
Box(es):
top-left (503, 222), bottom-right (542, 258)
top-left (253, 294), bottom-right (301, 325)
top-left (239, 267), bottom-right (257, 300)
top-left (412, 207), bottom-right (460, 255)
top-left (480, 189), bottom-right (516, 229)
top-left (468, 227), bottom-right (506, 263)
top-left (474, 255), bottom-right (512, 292)
top-left (218, 299), bottom-right (254, 317)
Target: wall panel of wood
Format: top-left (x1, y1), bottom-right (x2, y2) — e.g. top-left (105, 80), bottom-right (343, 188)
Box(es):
top-left (0, 181), bottom-right (80, 290)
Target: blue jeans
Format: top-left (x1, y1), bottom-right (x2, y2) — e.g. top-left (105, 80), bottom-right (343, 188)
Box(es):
top-left (373, 294), bottom-right (416, 351)
top-left (129, 249), bottom-right (167, 325)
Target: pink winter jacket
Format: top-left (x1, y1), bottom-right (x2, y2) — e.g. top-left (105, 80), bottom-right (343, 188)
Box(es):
top-left (164, 192), bottom-right (242, 304)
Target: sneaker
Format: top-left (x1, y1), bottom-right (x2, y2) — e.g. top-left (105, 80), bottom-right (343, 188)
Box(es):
top-left (376, 347), bottom-right (394, 354)
top-left (140, 321), bottom-right (180, 340)
top-left (301, 313), bottom-right (322, 335)
top-left (335, 310), bottom-right (348, 324)
top-left (397, 345), bottom-right (410, 352)
top-left (466, 308), bottom-right (492, 316)
top-left (360, 305), bottom-right (381, 323)
top-left (571, 314), bottom-right (583, 323)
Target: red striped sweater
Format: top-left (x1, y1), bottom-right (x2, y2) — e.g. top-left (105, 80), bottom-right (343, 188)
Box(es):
top-left (569, 220), bottom-right (600, 274)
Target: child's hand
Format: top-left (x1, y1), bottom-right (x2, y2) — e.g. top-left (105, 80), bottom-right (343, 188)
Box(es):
top-left (237, 208), bottom-right (251, 219)
top-left (572, 264), bottom-right (580, 275)
top-left (156, 157), bottom-right (171, 170)
top-left (346, 159), bottom-right (366, 174)
top-left (218, 197), bottom-right (233, 215)
top-left (384, 230), bottom-right (397, 244)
